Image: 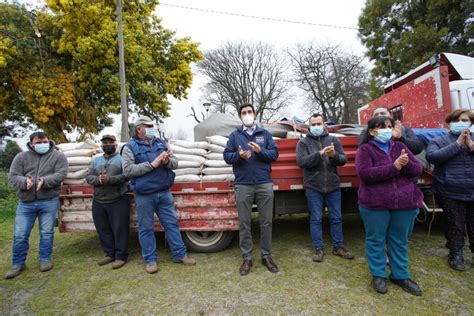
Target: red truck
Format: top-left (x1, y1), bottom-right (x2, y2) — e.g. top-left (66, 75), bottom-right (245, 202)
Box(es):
top-left (59, 130), bottom-right (434, 253)
top-left (358, 53), bottom-right (474, 127)
top-left (61, 53), bottom-right (473, 253)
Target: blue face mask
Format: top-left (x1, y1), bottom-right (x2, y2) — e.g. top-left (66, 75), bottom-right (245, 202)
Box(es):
top-left (34, 143), bottom-right (50, 154)
top-left (145, 127), bottom-right (155, 139)
top-left (375, 128), bottom-right (392, 143)
top-left (310, 126), bottom-right (324, 136)
top-left (450, 122), bottom-right (471, 135)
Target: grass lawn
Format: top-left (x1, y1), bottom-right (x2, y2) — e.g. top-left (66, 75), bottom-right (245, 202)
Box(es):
top-left (0, 210), bottom-right (473, 315)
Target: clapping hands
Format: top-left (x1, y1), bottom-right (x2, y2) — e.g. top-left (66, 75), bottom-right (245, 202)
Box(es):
top-left (25, 175), bottom-right (45, 191)
top-left (394, 149), bottom-right (409, 170)
top-left (320, 142), bottom-right (335, 158)
top-left (150, 150), bottom-right (172, 169)
top-left (238, 145), bottom-right (251, 160)
top-left (392, 120), bottom-right (402, 139)
top-left (457, 128), bottom-right (473, 151)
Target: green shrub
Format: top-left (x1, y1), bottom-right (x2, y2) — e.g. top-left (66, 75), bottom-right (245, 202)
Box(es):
top-left (0, 140), bottom-right (22, 170)
top-left (0, 170), bottom-right (17, 221)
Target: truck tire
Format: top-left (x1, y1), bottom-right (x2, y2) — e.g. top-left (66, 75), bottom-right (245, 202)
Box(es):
top-left (182, 231), bottom-right (236, 253)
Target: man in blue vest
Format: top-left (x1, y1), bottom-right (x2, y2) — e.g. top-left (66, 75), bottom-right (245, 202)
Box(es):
top-left (224, 103), bottom-right (279, 276)
top-left (122, 117), bottom-right (195, 274)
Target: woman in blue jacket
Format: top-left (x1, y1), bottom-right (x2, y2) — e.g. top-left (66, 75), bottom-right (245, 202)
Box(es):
top-left (426, 109), bottom-right (474, 271)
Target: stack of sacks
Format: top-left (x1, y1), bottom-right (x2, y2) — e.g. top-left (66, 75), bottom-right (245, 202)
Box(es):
top-left (57, 140), bottom-right (101, 185)
top-left (202, 136), bottom-right (234, 182)
top-left (169, 140), bottom-right (208, 182)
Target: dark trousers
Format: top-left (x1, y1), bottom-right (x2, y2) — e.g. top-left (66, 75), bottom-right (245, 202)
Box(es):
top-left (92, 195), bottom-right (130, 260)
top-left (435, 194), bottom-right (474, 255)
top-left (234, 183), bottom-right (274, 260)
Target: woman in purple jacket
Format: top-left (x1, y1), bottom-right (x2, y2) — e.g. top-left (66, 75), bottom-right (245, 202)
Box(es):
top-left (356, 116), bottom-right (424, 296)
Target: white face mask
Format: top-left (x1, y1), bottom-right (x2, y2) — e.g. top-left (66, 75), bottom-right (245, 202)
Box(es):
top-left (242, 114), bottom-right (255, 127)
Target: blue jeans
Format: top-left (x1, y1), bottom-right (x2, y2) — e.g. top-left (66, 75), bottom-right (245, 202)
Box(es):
top-left (305, 188), bottom-right (344, 250)
top-left (134, 190), bottom-right (187, 263)
top-left (359, 206), bottom-right (419, 280)
top-left (11, 197), bottom-right (59, 268)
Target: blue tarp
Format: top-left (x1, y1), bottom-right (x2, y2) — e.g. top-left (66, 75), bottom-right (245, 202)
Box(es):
top-left (412, 128), bottom-right (448, 146)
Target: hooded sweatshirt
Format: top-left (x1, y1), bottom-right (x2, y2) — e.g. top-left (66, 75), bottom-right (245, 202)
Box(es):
top-left (8, 141), bottom-right (68, 202)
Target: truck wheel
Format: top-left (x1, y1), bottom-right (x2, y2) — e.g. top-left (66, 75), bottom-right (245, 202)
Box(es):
top-left (182, 231), bottom-right (236, 253)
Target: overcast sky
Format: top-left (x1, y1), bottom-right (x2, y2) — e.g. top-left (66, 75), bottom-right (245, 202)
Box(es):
top-left (156, 0), bottom-right (367, 140)
top-left (14, 0), bottom-right (367, 145)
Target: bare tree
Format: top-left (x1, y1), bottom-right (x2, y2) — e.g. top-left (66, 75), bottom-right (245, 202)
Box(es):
top-left (197, 42), bottom-right (292, 122)
top-left (288, 44), bottom-right (369, 124)
top-left (187, 106), bottom-right (206, 124)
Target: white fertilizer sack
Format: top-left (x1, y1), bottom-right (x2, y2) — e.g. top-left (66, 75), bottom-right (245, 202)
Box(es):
top-left (204, 160), bottom-right (231, 168)
top-left (66, 169), bottom-right (89, 179)
top-left (170, 144), bottom-right (207, 156)
top-left (67, 156), bottom-right (92, 166)
top-left (63, 178), bottom-right (87, 185)
top-left (175, 175), bottom-right (201, 182)
top-left (170, 139), bottom-right (209, 150)
top-left (177, 161), bottom-right (202, 168)
top-left (207, 144), bottom-right (225, 153)
top-left (202, 167), bottom-right (233, 175)
top-left (63, 149), bottom-right (96, 158)
top-left (174, 154), bottom-right (206, 164)
top-left (206, 135), bottom-right (229, 147)
top-left (205, 153), bottom-right (224, 160)
top-left (57, 142), bottom-right (83, 152)
top-left (202, 174), bottom-right (235, 182)
top-left (78, 139), bottom-right (101, 150)
top-left (68, 165), bottom-right (91, 172)
top-left (173, 168), bottom-right (202, 176)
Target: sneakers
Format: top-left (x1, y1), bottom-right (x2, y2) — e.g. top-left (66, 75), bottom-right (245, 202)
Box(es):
top-left (146, 263), bottom-right (159, 274)
top-left (332, 246), bottom-right (355, 260)
top-left (448, 254), bottom-right (466, 271)
top-left (371, 276), bottom-right (388, 294)
top-left (312, 249), bottom-right (324, 262)
top-left (4, 265), bottom-right (25, 279)
top-left (98, 256), bottom-right (115, 266)
top-left (176, 255), bottom-right (196, 266)
top-left (39, 261), bottom-right (53, 272)
top-left (111, 260), bottom-right (126, 270)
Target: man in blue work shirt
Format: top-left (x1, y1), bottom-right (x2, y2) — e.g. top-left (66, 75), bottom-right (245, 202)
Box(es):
top-left (224, 103), bottom-right (279, 276)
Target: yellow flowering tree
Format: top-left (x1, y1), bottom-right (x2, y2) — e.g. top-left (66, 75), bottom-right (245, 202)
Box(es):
top-left (0, 1), bottom-right (202, 142)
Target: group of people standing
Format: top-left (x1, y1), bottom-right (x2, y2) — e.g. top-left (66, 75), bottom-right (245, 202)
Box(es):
top-left (4, 103), bottom-right (474, 299)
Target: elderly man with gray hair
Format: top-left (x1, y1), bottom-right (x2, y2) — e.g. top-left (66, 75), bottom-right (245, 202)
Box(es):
top-left (122, 116), bottom-right (195, 274)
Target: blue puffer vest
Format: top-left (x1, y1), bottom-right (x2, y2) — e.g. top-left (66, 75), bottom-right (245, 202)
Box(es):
top-left (126, 137), bottom-right (175, 194)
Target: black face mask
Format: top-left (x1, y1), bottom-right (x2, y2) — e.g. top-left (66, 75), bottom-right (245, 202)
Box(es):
top-left (102, 145), bottom-right (116, 155)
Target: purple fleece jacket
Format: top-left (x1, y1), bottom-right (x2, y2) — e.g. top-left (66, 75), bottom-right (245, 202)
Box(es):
top-left (356, 140), bottom-right (424, 210)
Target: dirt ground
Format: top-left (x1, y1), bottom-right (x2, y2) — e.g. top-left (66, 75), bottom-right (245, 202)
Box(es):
top-left (0, 213), bottom-right (473, 315)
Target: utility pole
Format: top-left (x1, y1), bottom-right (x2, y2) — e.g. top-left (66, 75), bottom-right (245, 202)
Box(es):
top-left (117, 0), bottom-right (128, 141)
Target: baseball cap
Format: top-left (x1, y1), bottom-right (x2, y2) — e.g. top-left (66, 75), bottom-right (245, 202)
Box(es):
top-left (100, 134), bottom-right (116, 142)
top-left (134, 116), bottom-right (154, 127)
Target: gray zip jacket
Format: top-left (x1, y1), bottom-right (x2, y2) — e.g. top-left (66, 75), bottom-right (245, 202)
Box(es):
top-left (86, 153), bottom-right (129, 203)
top-left (9, 141), bottom-right (68, 202)
top-left (296, 132), bottom-right (347, 193)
